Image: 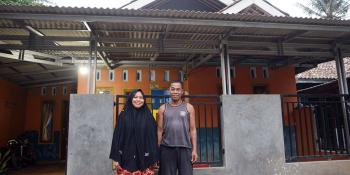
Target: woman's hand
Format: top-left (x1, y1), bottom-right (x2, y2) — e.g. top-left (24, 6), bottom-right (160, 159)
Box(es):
top-left (113, 161), bottom-right (120, 170)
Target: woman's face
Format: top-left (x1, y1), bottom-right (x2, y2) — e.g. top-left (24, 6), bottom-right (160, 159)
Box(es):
top-left (132, 91), bottom-right (145, 109)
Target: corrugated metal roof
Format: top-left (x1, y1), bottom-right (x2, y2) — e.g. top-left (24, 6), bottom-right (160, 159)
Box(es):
top-left (0, 5), bottom-right (350, 27)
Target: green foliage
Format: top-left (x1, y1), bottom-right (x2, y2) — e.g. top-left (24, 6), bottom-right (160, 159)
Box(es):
top-left (0, 150), bottom-right (10, 173)
top-left (298, 0), bottom-right (350, 19)
top-left (0, 0), bottom-right (49, 6)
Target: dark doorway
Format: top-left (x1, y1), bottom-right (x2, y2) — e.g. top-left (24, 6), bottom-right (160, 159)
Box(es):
top-left (60, 101), bottom-right (69, 160)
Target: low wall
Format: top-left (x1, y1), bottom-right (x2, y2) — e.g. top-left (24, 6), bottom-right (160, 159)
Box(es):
top-left (195, 95), bottom-right (350, 175)
top-left (67, 94), bottom-right (350, 175)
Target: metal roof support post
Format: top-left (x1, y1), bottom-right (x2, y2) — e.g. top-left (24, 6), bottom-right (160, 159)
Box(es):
top-left (225, 43), bottom-right (232, 95)
top-left (334, 46), bottom-right (350, 153)
top-left (87, 38), bottom-right (92, 94)
top-left (220, 42), bottom-right (227, 95)
top-left (92, 38), bottom-right (97, 94)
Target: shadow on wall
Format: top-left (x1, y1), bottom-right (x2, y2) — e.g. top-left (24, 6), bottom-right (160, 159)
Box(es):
top-left (24, 131), bottom-right (61, 161)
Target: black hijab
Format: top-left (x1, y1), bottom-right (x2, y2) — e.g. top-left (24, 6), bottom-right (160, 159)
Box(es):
top-left (110, 89), bottom-right (158, 172)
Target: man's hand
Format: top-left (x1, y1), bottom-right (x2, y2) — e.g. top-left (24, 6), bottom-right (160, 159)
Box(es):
top-left (191, 151), bottom-right (198, 163)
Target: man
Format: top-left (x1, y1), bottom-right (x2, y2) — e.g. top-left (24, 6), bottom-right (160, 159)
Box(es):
top-left (157, 81), bottom-right (197, 175)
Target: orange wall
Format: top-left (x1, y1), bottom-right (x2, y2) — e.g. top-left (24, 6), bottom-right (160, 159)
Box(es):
top-left (24, 85), bottom-right (73, 133)
top-left (188, 65), bottom-right (297, 95)
top-left (0, 79), bottom-right (27, 147)
top-left (77, 65), bottom-right (297, 129)
top-left (77, 67), bottom-right (183, 94)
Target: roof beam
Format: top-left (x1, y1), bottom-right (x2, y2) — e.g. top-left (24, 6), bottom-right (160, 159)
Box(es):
top-left (0, 61), bottom-right (30, 69)
top-left (0, 52), bottom-right (66, 67)
top-left (281, 30), bottom-right (308, 42)
top-left (85, 21), bottom-right (113, 69)
top-left (1, 13), bottom-right (350, 32)
top-left (0, 35), bottom-right (337, 50)
top-left (19, 75), bottom-right (76, 85)
top-left (83, 21), bottom-right (92, 32)
top-left (0, 44), bottom-right (338, 57)
top-left (193, 54), bottom-right (214, 68)
top-left (111, 60), bottom-right (184, 68)
top-left (24, 25), bottom-right (45, 36)
top-left (0, 67), bottom-right (76, 77)
top-left (24, 80), bottom-right (76, 88)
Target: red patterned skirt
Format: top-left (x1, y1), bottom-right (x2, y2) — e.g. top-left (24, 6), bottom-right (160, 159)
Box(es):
top-left (115, 164), bottom-right (155, 175)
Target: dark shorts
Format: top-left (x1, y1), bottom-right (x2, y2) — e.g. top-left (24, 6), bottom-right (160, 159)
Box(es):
top-left (159, 145), bottom-right (193, 175)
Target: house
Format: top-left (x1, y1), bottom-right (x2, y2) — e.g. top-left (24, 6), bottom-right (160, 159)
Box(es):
top-left (0, 0), bottom-right (350, 174)
top-left (297, 58), bottom-right (350, 94)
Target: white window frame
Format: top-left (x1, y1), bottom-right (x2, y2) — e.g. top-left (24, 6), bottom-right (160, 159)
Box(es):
top-left (122, 70), bottom-right (128, 81)
top-left (250, 67), bottom-right (257, 79)
top-left (150, 70), bottom-right (156, 81)
top-left (164, 70), bottom-right (170, 82)
top-left (108, 70), bottom-right (115, 81)
top-left (136, 70), bottom-right (142, 82)
top-left (179, 70), bottom-right (184, 82)
top-left (41, 87), bottom-right (46, 96)
top-left (51, 87), bottom-right (57, 96)
top-left (96, 69), bottom-right (101, 81)
top-left (262, 66), bottom-right (269, 78)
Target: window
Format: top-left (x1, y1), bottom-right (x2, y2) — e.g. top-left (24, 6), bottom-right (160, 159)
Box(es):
top-left (109, 70), bottom-right (115, 81)
top-left (51, 87), bottom-right (56, 96)
top-left (96, 69), bottom-right (101, 81)
top-left (216, 67), bottom-right (221, 78)
top-left (40, 101), bottom-right (54, 142)
top-left (179, 70), bottom-right (184, 82)
top-left (262, 66), bottom-right (269, 78)
top-left (230, 66), bottom-right (236, 78)
top-left (41, 87), bottom-right (46, 96)
top-left (136, 70), bottom-right (142, 82)
top-left (150, 70), bottom-right (156, 81)
top-left (164, 70), bottom-right (170, 82)
top-left (122, 70), bottom-right (128, 81)
top-left (250, 67), bottom-right (257, 79)
top-left (62, 86), bottom-right (67, 96)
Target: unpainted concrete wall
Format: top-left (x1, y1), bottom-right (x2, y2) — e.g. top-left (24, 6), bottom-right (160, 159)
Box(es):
top-left (67, 95), bottom-right (114, 175)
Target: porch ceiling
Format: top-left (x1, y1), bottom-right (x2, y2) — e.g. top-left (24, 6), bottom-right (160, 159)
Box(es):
top-left (0, 5), bottom-right (350, 71)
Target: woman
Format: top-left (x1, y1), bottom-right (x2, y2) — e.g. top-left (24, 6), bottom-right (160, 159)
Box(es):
top-left (110, 89), bottom-right (158, 175)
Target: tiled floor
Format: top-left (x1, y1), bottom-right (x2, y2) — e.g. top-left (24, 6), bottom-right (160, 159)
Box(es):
top-left (8, 162), bottom-right (65, 175)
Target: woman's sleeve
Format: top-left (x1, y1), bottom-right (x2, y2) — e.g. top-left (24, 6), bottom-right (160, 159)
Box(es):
top-left (109, 111), bottom-right (124, 162)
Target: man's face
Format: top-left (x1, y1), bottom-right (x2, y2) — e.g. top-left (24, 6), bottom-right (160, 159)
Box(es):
top-left (169, 82), bottom-right (183, 101)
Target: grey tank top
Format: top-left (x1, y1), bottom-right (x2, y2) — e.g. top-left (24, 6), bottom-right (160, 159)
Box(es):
top-left (161, 102), bottom-right (192, 148)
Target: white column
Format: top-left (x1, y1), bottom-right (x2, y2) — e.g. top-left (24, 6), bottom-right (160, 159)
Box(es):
top-left (220, 43), bottom-right (227, 95)
top-left (92, 40), bottom-right (97, 94)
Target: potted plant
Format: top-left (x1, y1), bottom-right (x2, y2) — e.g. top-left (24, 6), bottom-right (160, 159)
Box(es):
top-left (0, 150), bottom-right (10, 175)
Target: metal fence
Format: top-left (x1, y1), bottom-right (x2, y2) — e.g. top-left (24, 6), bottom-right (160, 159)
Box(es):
top-left (115, 95), bottom-right (223, 167)
top-left (281, 94), bottom-right (350, 162)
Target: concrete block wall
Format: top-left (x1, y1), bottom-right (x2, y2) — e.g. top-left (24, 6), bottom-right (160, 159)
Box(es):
top-left (67, 95), bottom-right (114, 175)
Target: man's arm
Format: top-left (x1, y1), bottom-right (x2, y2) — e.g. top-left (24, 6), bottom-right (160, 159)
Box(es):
top-left (157, 104), bottom-right (165, 146)
top-left (187, 103), bottom-right (198, 163)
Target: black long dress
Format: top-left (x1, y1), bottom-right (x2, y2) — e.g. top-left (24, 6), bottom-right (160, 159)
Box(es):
top-left (110, 90), bottom-right (158, 172)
